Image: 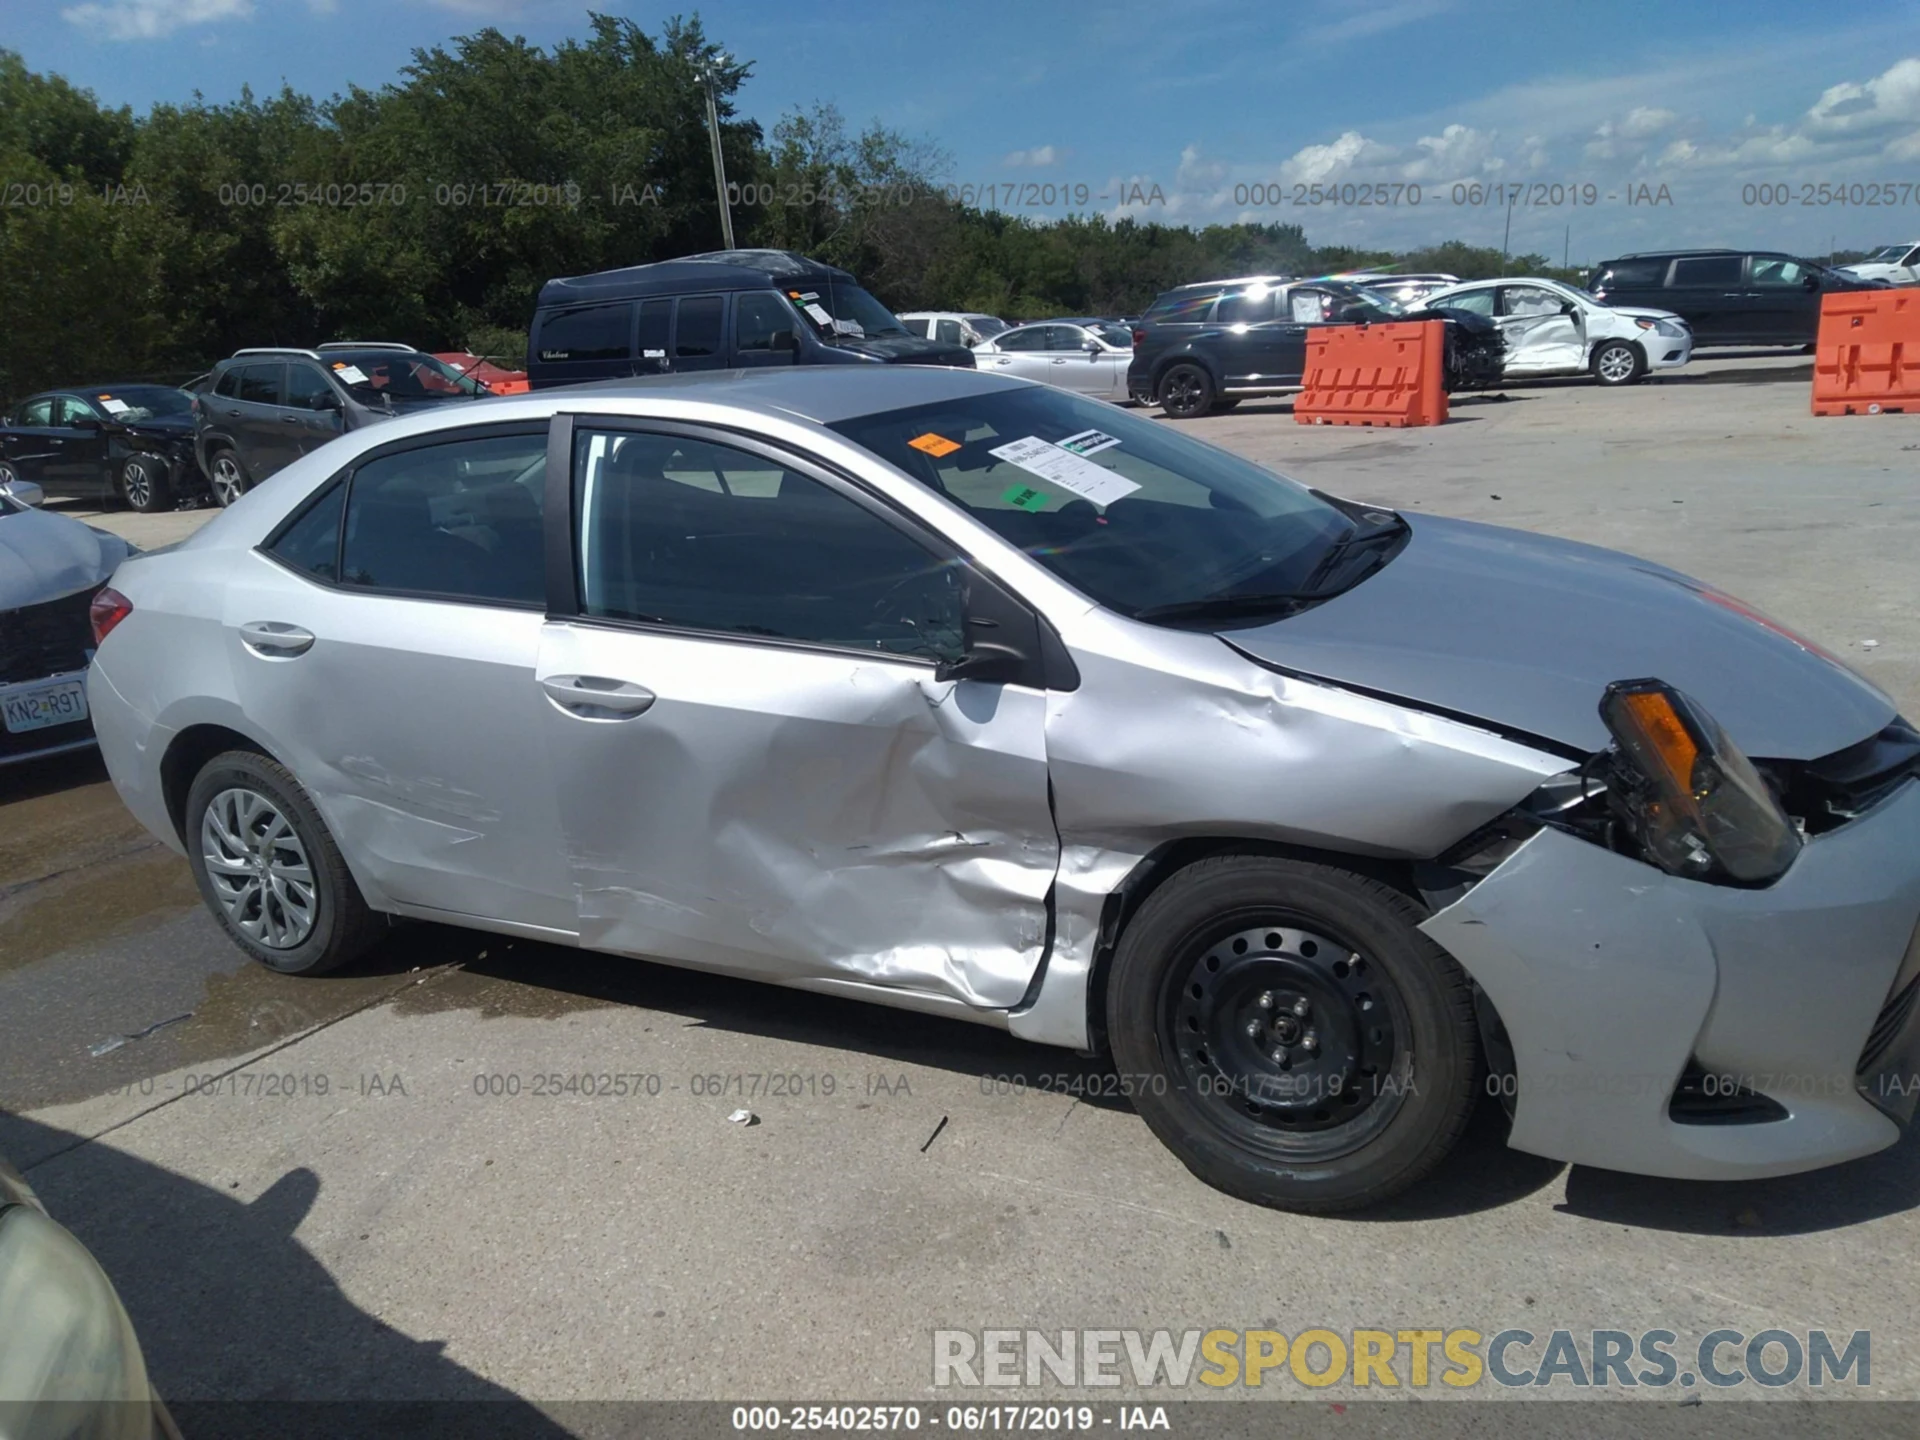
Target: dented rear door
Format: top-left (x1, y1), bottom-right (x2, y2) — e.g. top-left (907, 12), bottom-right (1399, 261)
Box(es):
top-left (537, 420), bottom-right (1058, 1008)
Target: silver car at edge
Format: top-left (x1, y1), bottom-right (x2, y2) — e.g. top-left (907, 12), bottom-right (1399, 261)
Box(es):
top-left (86, 367), bottom-right (1920, 1211)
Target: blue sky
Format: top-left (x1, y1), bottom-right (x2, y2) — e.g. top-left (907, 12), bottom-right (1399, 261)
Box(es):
top-left (8, 0), bottom-right (1920, 263)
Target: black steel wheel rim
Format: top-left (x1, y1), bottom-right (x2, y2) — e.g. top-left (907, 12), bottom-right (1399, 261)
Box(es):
top-left (1159, 917), bottom-right (1413, 1160)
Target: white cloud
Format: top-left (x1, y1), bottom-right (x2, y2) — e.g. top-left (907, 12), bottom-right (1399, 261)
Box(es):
top-left (1805, 56), bottom-right (1920, 135)
top-left (1619, 106), bottom-right (1678, 139)
top-left (1298, 0), bottom-right (1454, 48)
top-left (1175, 143), bottom-right (1226, 191)
top-left (1277, 129), bottom-right (1392, 184)
top-left (60, 0), bottom-right (251, 41)
top-left (1002, 145), bottom-right (1060, 168)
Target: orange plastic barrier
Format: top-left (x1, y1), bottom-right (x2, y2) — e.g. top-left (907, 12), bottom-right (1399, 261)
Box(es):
top-left (1813, 290), bottom-right (1920, 416)
top-left (1295, 319), bottom-right (1447, 428)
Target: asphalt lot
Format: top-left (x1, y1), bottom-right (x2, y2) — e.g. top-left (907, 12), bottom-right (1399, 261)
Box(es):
top-left (4, 352), bottom-right (1919, 1415)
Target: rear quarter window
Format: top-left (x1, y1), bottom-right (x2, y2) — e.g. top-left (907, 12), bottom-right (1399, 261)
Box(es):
top-left (1143, 291), bottom-right (1219, 324)
top-left (537, 303), bottom-right (634, 363)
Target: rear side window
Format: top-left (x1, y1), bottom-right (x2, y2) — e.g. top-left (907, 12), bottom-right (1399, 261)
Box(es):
top-left (637, 299), bottom-right (671, 360)
top-left (1216, 288), bottom-right (1275, 324)
top-left (997, 327), bottom-right (1045, 352)
top-left (538, 303), bottom-right (633, 363)
top-left (1439, 289), bottom-right (1496, 317)
top-left (338, 431), bottom-right (548, 605)
top-left (675, 295), bottom-right (725, 357)
top-left (14, 398), bottom-right (53, 425)
top-left (572, 428), bottom-right (962, 660)
top-left (1592, 259), bottom-right (1665, 288)
top-left (237, 364), bottom-right (282, 405)
top-left (935, 318), bottom-right (964, 344)
top-left (1143, 291), bottom-right (1219, 324)
top-left (268, 480), bottom-right (348, 582)
top-left (1670, 256), bottom-right (1742, 286)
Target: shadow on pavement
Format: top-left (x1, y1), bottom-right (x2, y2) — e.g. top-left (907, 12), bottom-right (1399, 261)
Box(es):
top-left (1557, 1125), bottom-right (1920, 1236)
top-left (6, 1112), bottom-right (575, 1437)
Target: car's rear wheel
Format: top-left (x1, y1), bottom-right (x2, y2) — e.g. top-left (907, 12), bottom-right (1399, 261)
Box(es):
top-left (207, 448), bottom-right (251, 507)
top-left (184, 750), bottom-right (383, 976)
top-left (0, 461), bottom-right (19, 490)
top-left (118, 454), bottom-right (172, 513)
top-left (1107, 855), bottom-right (1479, 1212)
top-left (1157, 363), bottom-right (1215, 418)
top-left (1591, 339), bottom-right (1645, 386)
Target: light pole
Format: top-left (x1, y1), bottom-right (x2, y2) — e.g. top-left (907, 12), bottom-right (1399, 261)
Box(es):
top-left (696, 55), bottom-right (736, 250)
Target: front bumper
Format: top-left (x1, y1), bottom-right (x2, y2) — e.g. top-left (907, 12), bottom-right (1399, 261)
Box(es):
top-left (1647, 333), bottom-right (1693, 369)
top-left (1424, 778), bottom-right (1920, 1180)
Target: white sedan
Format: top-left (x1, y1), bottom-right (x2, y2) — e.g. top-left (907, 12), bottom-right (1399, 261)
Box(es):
top-left (1423, 277), bottom-right (1693, 386)
top-left (970, 320), bottom-right (1135, 402)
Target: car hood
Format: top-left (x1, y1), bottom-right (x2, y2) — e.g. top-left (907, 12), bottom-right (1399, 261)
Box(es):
top-left (1221, 513), bottom-right (1893, 761)
top-left (0, 508), bottom-right (130, 611)
top-left (1837, 264), bottom-right (1902, 280)
top-left (117, 413), bottom-right (195, 443)
top-left (827, 334), bottom-right (976, 367)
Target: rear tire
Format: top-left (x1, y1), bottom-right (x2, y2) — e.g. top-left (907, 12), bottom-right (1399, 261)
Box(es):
top-left (1157, 363), bottom-right (1215, 418)
top-left (1590, 339), bottom-right (1645, 386)
top-left (184, 750), bottom-right (383, 976)
top-left (1106, 855), bottom-right (1478, 1212)
top-left (207, 448), bottom-right (251, 507)
top-left (119, 454), bottom-right (172, 513)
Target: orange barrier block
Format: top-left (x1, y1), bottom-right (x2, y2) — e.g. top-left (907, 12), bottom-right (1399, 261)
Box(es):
top-left (1813, 290), bottom-right (1920, 416)
top-left (1295, 319), bottom-right (1447, 428)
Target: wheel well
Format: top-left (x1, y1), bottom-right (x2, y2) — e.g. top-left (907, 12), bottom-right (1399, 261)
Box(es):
top-left (160, 724), bottom-right (272, 841)
top-left (1152, 353), bottom-right (1217, 389)
top-left (1082, 837), bottom-right (1422, 1056)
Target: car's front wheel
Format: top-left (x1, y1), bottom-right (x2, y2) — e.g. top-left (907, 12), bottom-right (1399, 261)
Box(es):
top-left (1157, 363), bottom-right (1215, 418)
top-left (118, 454), bottom-right (172, 513)
top-left (1107, 855), bottom-right (1479, 1212)
top-left (1590, 339), bottom-right (1645, 386)
top-left (184, 750), bottom-right (383, 976)
top-left (206, 448), bottom-right (251, 507)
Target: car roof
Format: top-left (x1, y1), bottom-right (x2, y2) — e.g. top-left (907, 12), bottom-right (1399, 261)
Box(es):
top-left (1602, 249), bottom-right (1742, 260)
top-left (537, 249), bottom-right (853, 308)
top-left (542, 365), bottom-right (1029, 425)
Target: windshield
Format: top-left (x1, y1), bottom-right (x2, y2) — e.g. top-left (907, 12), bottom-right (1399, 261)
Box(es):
top-left (829, 386), bottom-right (1361, 622)
top-left (1862, 245), bottom-right (1907, 262)
top-left (783, 283), bottom-right (910, 340)
top-left (1087, 322), bottom-right (1134, 347)
top-left (91, 385), bottom-right (193, 421)
top-left (970, 316), bottom-right (1010, 338)
top-left (322, 351), bottom-right (487, 400)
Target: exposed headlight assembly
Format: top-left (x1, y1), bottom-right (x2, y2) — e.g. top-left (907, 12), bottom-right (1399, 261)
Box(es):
top-left (1600, 678), bottom-right (1802, 884)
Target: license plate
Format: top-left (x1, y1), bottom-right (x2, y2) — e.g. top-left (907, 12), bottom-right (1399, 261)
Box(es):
top-left (2, 678), bottom-right (88, 734)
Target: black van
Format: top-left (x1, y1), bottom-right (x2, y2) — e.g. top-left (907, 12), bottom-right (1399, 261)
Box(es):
top-left (1587, 249), bottom-right (1885, 347)
top-left (527, 249), bottom-right (973, 389)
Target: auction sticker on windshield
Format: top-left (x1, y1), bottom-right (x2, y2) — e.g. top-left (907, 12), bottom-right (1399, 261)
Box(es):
top-left (98, 396), bottom-right (131, 415)
top-left (909, 432), bottom-right (961, 457)
top-left (990, 435), bottom-right (1141, 508)
top-left (331, 364), bottom-right (369, 384)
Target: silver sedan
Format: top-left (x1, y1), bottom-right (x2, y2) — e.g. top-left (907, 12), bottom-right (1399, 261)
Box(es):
top-left (88, 368), bottom-right (1920, 1211)
top-left (970, 320), bottom-right (1134, 402)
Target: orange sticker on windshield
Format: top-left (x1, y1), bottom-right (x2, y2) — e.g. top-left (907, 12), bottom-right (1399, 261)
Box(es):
top-left (909, 432), bottom-right (961, 457)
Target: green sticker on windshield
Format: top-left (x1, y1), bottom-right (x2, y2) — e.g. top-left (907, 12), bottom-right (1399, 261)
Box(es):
top-left (1002, 484), bottom-right (1050, 513)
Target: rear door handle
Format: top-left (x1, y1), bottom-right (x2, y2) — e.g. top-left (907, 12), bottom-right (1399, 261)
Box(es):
top-left (239, 621), bottom-right (315, 657)
top-left (540, 674), bottom-right (656, 717)
top-left (280, 414), bottom-right (299, 423)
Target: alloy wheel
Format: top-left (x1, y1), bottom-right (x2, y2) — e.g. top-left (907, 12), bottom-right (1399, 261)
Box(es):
top-left (210, 453), bottom-right (247, 506)
top-left (199, 787), bottom-right (318, 949)
top-left (122, 458), bottom-right (154, 509)
top-left (1160, 920), bottom-right (1412, 1160)
top-left (1595, 343), bottom-right (1638, 384)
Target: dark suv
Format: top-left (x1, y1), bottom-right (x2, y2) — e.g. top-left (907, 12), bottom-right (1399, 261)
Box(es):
top-left (1587, 250), bottom-right (1885, 347)
top-left (1126, 276), bottom-right (1501, 418)
top-left (527, 248), bottom-right (973, 389)
top-left (194, 343), bottom-right (489, 505)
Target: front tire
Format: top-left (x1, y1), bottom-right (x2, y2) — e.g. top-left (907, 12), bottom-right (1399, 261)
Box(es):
top-left (206, 448), bottom-right (251, 507)
top-left (1590, 339), bottom-right (1645, 386)
top-left (1157, 363), bottom-right (1215, 418)
top-left (1107, 855), bottom-right (1478, 1213)
top-left (119, 454), bottom-right (172, 513)
top-left (184, 750), bottom-right (383, 976)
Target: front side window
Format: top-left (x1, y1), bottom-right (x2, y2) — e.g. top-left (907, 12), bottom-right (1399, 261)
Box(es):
top-left (537, 303), bottom-right (633, 363)
top-left (935, 318), bottom-right (964, 344)
top-left (573, 429), bottom-right (963, 660)
top-left (54, 396), bottom-right (100, 426)
top-left (1748, 257), bottom-right (1810, 288)
top-left (339, 431), bottom-right (547, 604)
top-left (236, 364), bottom-right (282, 405)
top-left (1289, 288), bottom-right (1333, 323)
top-left (286, 365), bottom-right (338, 410)
top-left (829, 386), bottom-right (1356, 622)
top-left (1043, 326), bottom-right (1089, 352)
top-left (734, 292), bottom-right (798, 354)
top-left (1502, 286), bottom-right (1564, 317)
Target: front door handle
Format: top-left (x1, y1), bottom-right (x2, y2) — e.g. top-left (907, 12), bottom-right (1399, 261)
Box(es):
top-left (540, 674), bottom-right (656, 717)
top-left (239, 621), bottom-right (315, 657)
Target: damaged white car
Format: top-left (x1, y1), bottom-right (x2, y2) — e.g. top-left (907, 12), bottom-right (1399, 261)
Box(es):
top-left (86, 368), bottom-right (1920, 1211)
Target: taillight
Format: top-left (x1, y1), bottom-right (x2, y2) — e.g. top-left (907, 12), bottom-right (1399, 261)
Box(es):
top-left (1132, 327), bottom-right (1146, 346)
top-left (90, 586), bottom-right (133, 645)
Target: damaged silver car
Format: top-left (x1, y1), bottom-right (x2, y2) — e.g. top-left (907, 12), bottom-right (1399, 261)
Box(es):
top-left (86, 368), bottom-right (1920, 1210)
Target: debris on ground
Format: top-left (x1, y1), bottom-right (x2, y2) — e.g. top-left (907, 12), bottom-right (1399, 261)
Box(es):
top-left (88, 1013), bottom-right (192, 1056)
top-left (727, 1108), bottom-right (757, 1126)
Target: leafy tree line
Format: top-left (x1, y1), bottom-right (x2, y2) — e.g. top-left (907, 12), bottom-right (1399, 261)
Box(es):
top-left (0, 15), bottom-right (1568, 401)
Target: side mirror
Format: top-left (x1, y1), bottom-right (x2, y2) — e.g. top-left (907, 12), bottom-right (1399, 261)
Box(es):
top-left (934, 641), bottom-right (1027, 685)
top-left (71, 416), bottom-right (102, 431)
top-left (3, 479), bottom-right (45, 508)
top-left (1804, 273), bottom-right (1822, 290)
top-left (772, 328), bottom-right (799, 352)
top-left (1560, 300), bottom-right (1580, 315)
top-left (1083, 338), bottom-right (1103, 353)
